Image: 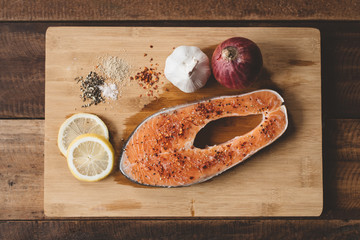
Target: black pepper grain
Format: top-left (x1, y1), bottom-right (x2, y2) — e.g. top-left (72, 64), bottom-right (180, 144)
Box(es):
top-left (75, 71), bottom-right (105, 107)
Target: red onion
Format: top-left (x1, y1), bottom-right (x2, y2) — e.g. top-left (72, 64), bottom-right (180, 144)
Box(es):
top-left (211, 37), bottom-right (263, 89)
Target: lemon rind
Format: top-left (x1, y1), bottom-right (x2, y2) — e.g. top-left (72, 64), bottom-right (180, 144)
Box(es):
top-left (66, 133), bottom-right (114, 182)
top-left (57, 113), bottom-right (109, 156)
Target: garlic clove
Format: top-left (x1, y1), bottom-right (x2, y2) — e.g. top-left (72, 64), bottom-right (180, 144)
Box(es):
top-left (164, 46), bottom-right (211, 93)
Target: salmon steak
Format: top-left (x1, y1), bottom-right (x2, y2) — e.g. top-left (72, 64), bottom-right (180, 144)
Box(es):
top-left (120, 89), bottom-right (288, 187)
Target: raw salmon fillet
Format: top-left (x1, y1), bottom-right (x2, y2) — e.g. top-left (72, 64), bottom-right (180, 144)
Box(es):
top-left (120, 89), bottom-right (288, 187)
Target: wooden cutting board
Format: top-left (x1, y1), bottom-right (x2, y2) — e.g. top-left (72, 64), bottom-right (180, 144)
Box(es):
top-left (44, 27), bottom-right (322, 217)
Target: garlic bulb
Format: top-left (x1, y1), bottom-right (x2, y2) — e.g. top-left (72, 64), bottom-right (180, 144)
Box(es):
top-left (164, 46), bottom-right (211, 93)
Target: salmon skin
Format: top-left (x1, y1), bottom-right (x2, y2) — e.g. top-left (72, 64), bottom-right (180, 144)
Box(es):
top-left (120, 89), bottom-right (288, 187)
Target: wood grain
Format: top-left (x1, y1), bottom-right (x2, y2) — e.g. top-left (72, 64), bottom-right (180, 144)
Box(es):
top-left (44, 27), bottom-right (322, 217)
top-left (326, 120), bottom-right (360, 162)
top-left (0, 221), bottom-right (38, 240)
top-left (1, 219), bottom-right (360, 240)
top-left (322, 31), bottom-right (360, 118)
top-left (0, 119), bottom-right (359, 219)
top-left (324, 119), bottom-right (360, 218)
top-left (0, 0), bottom-right (359, 21)
top-left (0, 120), bottom-right (44, 219)
top-left (0, 23), bottom-right (45, 118)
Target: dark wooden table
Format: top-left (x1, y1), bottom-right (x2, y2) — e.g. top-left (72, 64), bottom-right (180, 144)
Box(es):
top-left (1, 1), bottom-right (360, 239)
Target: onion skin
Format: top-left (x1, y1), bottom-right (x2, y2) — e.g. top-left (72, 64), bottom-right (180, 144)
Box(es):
top-left (211, 37), bottom-right (263, 89)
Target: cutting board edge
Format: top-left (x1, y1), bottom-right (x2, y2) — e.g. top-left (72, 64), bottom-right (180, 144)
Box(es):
top-left (44, 26), bottom-right (323, 217)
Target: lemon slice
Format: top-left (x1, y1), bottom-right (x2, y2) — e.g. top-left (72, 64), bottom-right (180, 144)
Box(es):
top-left (67, 134), bottom-right (114, 182)
top-left (58, 113), bottom-right (109, 156)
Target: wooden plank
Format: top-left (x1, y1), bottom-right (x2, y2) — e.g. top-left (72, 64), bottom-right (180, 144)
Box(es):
top-left (0, 120), bottom-right (44, 219)
top-left (44, 27), bottom-right (322, 217)
top-left (0, 0), bottom-right (359, 21)
top-left (326, 120), bottom-right (360, 162)
top-left (1, 219), bottom-right (360, 240)
top-left (1, 22), bottom-right (360, 119)
top-left (0, 119), bottom-right (359, 219)
top-left (322, 31), bottom-right (360, 118)
top-left (0, 221), bottom-right (38, 240)
top-left (0, 23), bottom-right (45, 118)
top-left (323, 119), bottom-right (360, 218)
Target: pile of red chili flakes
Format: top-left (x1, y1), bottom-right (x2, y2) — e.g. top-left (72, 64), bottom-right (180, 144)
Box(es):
top-left (131, 66), bottom-right (162, 98)
top-left (130, 45), bottom-right (165, 98)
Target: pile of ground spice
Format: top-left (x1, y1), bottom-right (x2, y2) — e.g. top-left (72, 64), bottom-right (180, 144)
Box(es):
top-left (98, 56), bottom-right (130, 83)
top-left (75, 71), bottom-right (105, 107)
top-left (97, 56), bottom-right (131, 99)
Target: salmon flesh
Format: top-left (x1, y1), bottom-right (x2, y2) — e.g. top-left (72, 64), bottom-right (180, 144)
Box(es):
top-left (120, 89), bottom-right (288, 187)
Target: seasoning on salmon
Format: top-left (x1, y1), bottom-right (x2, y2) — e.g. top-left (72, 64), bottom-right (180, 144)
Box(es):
top-left (120, 89), bottom-right (288, 187)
